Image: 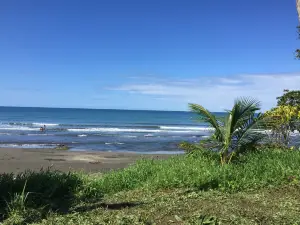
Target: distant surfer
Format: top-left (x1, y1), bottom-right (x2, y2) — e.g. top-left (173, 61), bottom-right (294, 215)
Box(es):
top-left (40, 125), bottom-right (46, 132)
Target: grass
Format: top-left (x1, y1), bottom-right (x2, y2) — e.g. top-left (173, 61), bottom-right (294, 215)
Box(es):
top-left (35, 185), bottom-right (300, 225)
top-left (1, 148), bottom-right (300, 224)
top-left (87, 149), bottom-right (300, 193)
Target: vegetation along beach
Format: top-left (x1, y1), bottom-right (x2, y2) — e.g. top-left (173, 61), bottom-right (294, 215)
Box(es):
top-left (1, 1), bottom-right (300, 224)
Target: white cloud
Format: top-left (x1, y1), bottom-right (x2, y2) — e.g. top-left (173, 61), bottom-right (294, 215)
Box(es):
top-left (109, 73), bottom-right (300, 111)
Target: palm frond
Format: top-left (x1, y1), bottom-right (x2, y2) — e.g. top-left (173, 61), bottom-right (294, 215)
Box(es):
top-left (189, 97), bottom-right (266, 163)
top-left (231, 97), bottom-right (261, 132)
top-left (232, 114), bottom-right (269, 153)
top-left (236, 130), bottom-right (266, 154)
top-left (223, 113), bottom-right (233, 150)
top-left (189, 103), bottom-right (224, 141)
top-left (232, 113), bottom-right (264, 139)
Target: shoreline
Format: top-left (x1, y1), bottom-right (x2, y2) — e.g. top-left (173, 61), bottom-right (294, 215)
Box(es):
top-left (0, 148), bottom-right (173, 173)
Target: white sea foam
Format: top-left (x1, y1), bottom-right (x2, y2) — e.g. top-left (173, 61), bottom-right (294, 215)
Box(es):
top-left (68, 127), bottom-right (209, 133)
top-left (0, 127), bottom-right (39, 131)
top-left (202, 135), bottom-right (211, 138)
top-left (160, 126), bottom-right (214, 131)
top-left (68, 128), bottom-right (162, 133)
top-left (0, 122), bottom-right (57, 131)
top-left (123, 135), bottom-right (137, 138)
top-left (105, 142), bottom-right (124, 145)
top-left (0, 144), bottom-right (56, 148)
top-left (32, 123), bottom-right (59, 127)
top-left (78, 134), bottom-right (87, 137)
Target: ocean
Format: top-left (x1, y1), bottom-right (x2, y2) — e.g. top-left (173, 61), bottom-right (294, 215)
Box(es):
top-left (0, 106), bottom-right (219, 154)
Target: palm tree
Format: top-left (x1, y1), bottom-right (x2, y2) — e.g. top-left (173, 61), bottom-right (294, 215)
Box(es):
top-left (189, 97), bottom-right (267, 164)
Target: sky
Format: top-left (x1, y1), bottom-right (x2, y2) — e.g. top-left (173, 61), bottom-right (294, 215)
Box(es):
top-left (0, 0), bottom-right (299, 111)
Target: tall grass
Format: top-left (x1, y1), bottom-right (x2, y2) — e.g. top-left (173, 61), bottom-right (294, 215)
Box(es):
top-left (0, 169), bottom-right (103, 221)
top-left (87, 149), bottom-right (300, 194)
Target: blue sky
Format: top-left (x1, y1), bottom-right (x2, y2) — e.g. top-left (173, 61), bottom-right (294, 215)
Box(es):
top-left (0, 0), bottom-right (299, 111)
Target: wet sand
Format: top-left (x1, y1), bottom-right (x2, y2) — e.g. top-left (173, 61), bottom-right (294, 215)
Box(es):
top-left (0, 148), bottom-right (172, 173)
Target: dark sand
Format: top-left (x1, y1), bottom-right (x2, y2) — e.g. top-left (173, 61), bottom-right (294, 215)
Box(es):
top-left (0, 148), bottom-right (172, 173)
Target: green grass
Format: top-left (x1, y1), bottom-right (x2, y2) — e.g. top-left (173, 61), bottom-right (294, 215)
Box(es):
top-left (87, 149), bottom-right (300, 194)
top-left (2, 149), bottom-right (300, 224)
top-left (33, 185), bottom-right (300, 225)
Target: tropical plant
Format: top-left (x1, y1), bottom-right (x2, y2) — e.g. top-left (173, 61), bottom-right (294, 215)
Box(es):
top-left (277, 89), bottom-right (300, 108)
top-left (189, 97), bottom-right (268, 164)
top-left (264, 105), bottom-right (300, 146)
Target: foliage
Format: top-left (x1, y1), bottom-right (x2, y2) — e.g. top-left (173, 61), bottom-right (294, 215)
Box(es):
top-left (263, 90), bottom-right (300, 147)
top-left (264, 105), bottom-right (300, 146)
top-left (178, 141), bottom-right (206, 153)
top-left (2, 150), bottom-right (300, 224)
top-left (0, 169), bottom-right (104, 222)
top-left (79, 149), bottom-right (300, 194)
top-left (188, 97), bottom-right (268, 164)
top-left (6, 181), bottom-right (29, 214)
top-left (276, 89), bottom-right (300, 108)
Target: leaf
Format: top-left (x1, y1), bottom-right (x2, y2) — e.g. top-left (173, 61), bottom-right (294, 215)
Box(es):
top-left (189, 103), bottom-right (223, 143)
top-left (189, 97), bottom-right (265, 163)
top-left (174, 215), bottom-right (182, 221)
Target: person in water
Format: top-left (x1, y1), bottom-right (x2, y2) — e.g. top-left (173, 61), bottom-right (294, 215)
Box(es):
top-left (40, 125), bottom-right (46, 132)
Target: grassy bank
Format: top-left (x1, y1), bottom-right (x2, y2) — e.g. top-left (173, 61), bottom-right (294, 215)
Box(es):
top-left (2, 149), bottom-right (300, 224)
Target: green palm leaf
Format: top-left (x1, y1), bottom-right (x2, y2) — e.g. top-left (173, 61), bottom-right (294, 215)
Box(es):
top-left (231, 97), bottom-right (261, 132)
top-left (189, 97), bottom-right (266, 164)
top-left (189, 103), bottom-right (224, 142)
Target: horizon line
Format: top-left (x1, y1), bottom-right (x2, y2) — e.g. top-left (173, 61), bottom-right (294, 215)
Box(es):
top-left (0, 105), bottom-right (193, 113)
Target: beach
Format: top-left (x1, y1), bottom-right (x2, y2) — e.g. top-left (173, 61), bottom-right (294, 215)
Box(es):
top-left (0, 107), bottom-right (199, 173)
top-left (0, 148), bottom-right (171, 173)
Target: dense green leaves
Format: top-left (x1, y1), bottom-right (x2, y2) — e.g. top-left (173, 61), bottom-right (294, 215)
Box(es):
top-left (189, 97), bottom-right (267, 164)
top-left (277, 89), bottom-right (300, 107)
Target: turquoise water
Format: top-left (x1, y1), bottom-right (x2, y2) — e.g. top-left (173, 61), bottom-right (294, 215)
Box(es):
top-left (0, 106), bottom-right (219, 153)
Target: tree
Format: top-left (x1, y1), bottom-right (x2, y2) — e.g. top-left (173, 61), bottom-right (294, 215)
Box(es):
top-left (276, 90), bottom-right (300, 133)
top-left (189, 97), bottom-right (267, 164)
top-left (264, 90), bottom-right (300, 146)
top-left (264, 105), bottom-right (300, 146)
top-left (277, 89), bottom-right (300, 108)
